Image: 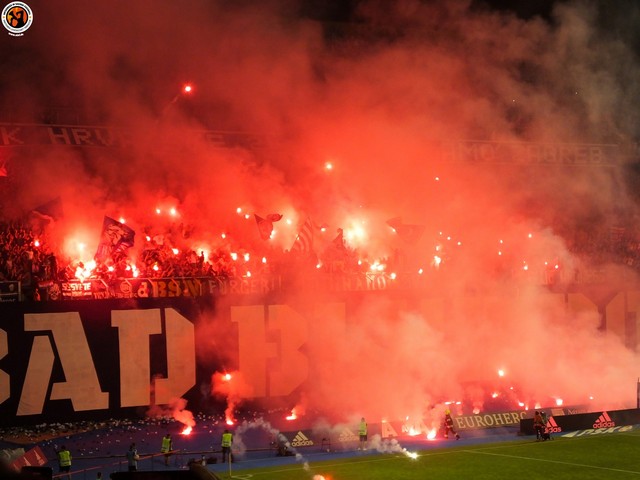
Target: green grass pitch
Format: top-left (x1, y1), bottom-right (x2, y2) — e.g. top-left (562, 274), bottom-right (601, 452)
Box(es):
top-left (226, 430), bottom-right (640, 479)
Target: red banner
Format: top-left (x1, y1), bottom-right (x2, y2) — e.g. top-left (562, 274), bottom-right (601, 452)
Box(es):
top-left (10, 446), bottom-right (48, 471)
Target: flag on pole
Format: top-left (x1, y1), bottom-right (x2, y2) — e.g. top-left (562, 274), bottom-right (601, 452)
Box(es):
top-left (332, 228), bottom-right (346, 250)
top-left (254, 213), bottom-right (282, 240)
top-left (28, 196), bottom-right (64, 232)
top-left (255, 214), bottom-right (273, 240)
top-left (291, 217), bottom-right (315, 252)
top-left (32, 197), bottom-right (64, 222)
top-left (95, 216), bottom-right (135, 262)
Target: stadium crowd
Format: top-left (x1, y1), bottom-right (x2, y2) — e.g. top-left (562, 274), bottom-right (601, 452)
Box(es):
top-left (0, 217), bottom-right (637, 301)
top-left (0, 218), bottom-right (376, 298)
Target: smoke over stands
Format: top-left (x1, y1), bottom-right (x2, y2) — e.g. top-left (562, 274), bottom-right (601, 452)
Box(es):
top-left (1, 0), bottom-right (640, 423)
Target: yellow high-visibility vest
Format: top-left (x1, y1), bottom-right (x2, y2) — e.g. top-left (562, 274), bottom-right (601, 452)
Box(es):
top-left (161, 436), bottom-right (172, 453)
top-left (58, 450), bottom-right (72, 467)
top-left (221, 432), bottom-right (233, 447)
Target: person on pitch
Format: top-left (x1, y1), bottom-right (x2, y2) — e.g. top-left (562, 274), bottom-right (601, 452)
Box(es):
top-left (358, 417), bottom-right (368, 450)
top-left (533, 411), bottom-right (545, 441)
top-left (161, 432), bottom-right (173, 466)
top-left (221, 429), bottom-right (233, 463)
top-left (443, 410), bottom-right (460, 440)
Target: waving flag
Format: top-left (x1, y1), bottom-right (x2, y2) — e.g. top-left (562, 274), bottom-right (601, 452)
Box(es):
top-left (291, 217), bottom-right (315, 252)
top-left (333, 228), bottom-right (346, 250)
top-left (255, 214), bottom-right (273, 240)
top-left (32, 196), bottom-right (64, 222)
top-left (28, 196), bottom-right (64, 232)
top-left (254, 213), bottom-right (282, 240)
top-left (95, 216), bottom-right (135, 262)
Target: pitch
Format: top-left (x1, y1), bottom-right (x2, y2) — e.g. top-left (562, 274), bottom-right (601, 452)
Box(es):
top-left (222, 430), bottom-right (640, 480)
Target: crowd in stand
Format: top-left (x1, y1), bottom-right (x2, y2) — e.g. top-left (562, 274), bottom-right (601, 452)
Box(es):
top-left (0, 222), bottom-right (57, 286)
top-left (0, 220), bottom-right (374, 292)
top-left (0, 219), bottom-right (638, 299)
top-left (564, 227), bottom-right (640, 268)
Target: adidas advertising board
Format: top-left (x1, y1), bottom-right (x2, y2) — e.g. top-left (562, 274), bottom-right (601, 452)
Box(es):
top-left (593, 411), bottom-right (615, 429)
top-left (290, 431), bottom-right (314, 447)
top-left (338, 428), bottom-right (359, 443)
top-left (452, 410), bottom-right (528, 430)
top-left (545, 416), bottom-right (562, 433)
top-left (520, 408), bottom-right (640, 435)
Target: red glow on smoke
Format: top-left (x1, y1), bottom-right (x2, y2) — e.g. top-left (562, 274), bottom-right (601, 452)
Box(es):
top-left (6, 0), bottom-right (639, 428)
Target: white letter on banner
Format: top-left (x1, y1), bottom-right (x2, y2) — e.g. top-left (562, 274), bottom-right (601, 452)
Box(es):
top-left (267, 305), bottom-right (308, 397)
top-left (231, 304), bottom-right (309, 398)
top-left (113, 308), bottom-right (195, 407)
top-left (112, 309), bottom-right (161, 407)
top-left (17, 336), bottom-right (54, 415)
top-left (232, 305), bottom-right (273, 397)
top-left (154, 308), bottom-right (196, 404)
top-left (19, 313), bottom-right (108, 414)
top-left (0, 329), bottom-right (9, 404)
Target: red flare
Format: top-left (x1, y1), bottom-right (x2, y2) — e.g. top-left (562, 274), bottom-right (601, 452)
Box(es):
top-left (286, 410), bottom-right (297, 421)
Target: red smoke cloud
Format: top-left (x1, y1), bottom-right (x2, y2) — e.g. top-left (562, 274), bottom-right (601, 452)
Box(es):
top-left (2, 1), bottom-right (640, 424)
top-left (147, 397), bottom-right (196, 431)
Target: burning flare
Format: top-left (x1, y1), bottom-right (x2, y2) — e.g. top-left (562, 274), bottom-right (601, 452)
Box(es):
top-left (286, 409), bottom-right (298, 421)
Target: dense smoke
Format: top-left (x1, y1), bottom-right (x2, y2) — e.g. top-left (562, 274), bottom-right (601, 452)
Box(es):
top-left (2, 0), bottom-right (640, 423)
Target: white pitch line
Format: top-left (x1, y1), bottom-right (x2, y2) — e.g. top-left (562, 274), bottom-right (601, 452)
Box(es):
top-left (465, 449), bottom-right (640, 475)
top-left (231, 453), bottom-right (415, 476)
top-left (224, 442), bottom-right (549, 477)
